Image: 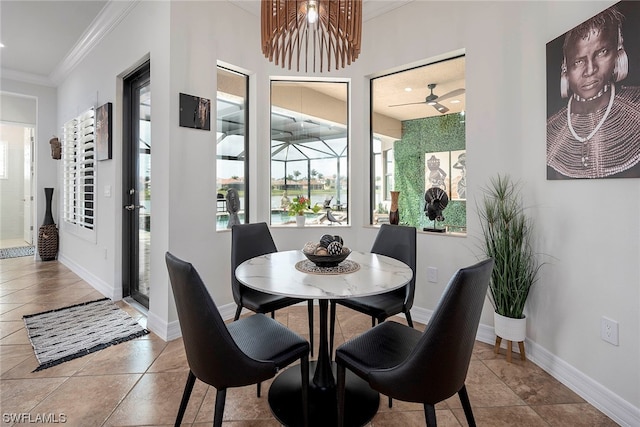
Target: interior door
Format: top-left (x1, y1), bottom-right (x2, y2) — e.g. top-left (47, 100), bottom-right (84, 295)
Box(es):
top-left (123, 62), bottom-right (151, 308)
top-left (23, 128), bottom-right (33, 244)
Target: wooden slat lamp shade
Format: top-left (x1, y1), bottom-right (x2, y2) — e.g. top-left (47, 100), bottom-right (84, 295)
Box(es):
top-left (261, 0), bottom-right (362, 72)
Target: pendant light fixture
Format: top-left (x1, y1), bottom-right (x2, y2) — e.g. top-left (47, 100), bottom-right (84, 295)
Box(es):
top-left (261, 0), bottom-right (362, 72)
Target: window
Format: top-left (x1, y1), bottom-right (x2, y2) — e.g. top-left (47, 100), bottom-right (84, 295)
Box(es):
top-left (370, 54), bottom-right (466, 233)
top-left (270, 80), bottom-right (349, 226)
top-left (216, 66), bottom-right (248, 230)
top-left (63, 108), bottom-right (95, 239)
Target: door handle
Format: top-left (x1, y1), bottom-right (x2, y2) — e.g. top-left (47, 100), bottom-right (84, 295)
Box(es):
top-left (124, 205), bottom-right (146, 211)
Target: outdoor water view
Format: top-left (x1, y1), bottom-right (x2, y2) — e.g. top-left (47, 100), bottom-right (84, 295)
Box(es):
top-left (217, 69), bottom-right (349, 229)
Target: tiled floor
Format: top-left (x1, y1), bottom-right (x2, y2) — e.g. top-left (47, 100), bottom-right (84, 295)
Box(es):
top-left (0, 256), bottom-right (618, 426)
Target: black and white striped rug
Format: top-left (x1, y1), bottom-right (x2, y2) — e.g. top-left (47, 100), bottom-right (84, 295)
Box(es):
top-left (0, 246), bottom-right (35, 259)
top-left (23, 298), bottom-right (149, 371)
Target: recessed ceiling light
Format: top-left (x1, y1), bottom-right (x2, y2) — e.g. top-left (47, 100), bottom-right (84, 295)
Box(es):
top-left (404, 87), bottom-right (412, 92)
top-left (0, 43), bottom-right (4, 48)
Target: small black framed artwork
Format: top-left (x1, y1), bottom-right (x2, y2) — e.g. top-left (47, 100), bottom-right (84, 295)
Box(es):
top-left (96, 102), bottom-right (112, 161)
top-left (179, 93), bottom-right (211, 130)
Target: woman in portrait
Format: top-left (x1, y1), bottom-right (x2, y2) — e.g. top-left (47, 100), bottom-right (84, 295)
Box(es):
top-left (547, 5), bottom-right (640, 179)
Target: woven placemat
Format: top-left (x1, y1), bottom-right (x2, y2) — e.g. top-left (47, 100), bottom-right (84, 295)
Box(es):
top-left (295, 259), bottom-right (360, 275)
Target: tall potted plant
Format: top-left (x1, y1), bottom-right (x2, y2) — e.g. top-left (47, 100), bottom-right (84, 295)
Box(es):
top-left (478, 175), bottom-right (542, 351)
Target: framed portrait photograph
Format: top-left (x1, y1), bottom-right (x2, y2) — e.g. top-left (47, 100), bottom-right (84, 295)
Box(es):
top-left (179, 93), bottom-right (211, 130)
top-left (96, 102), bottom-right (112, 161)
top-left (546, 0), bottom-right (640, 179)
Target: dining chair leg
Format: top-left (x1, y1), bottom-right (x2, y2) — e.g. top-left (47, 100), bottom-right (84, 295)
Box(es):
top-left (213, 388), bottom-right (227, 427)
top-left (257, 382), bottom-right (261, 397)
top-left (329, 300), bottom-right (337, 357)
top-left (336, 362), bottom-right (346, 427)
top-left (233, 305), bottom-right (242, 321)
top-left (405, 309), bottom-right (414, 328)
top-left (458, 385), bottom-right (476, 427)
top-left (424, 403), bottom-right (437, 427)
top-left (175, 370), bottom-right (196, 427)
top-left (388, 396), bottom-right (393, 408)
top-left (301, 354), bottom-right (310, 427)
top-left (307, 300), bottom-right (314, 356)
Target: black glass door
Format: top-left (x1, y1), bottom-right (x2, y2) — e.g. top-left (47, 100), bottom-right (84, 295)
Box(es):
top-left (123, 61), bottom-right (151, 308)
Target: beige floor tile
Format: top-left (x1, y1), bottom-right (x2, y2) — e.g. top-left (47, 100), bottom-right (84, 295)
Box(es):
top-left (446, 360), bottom-right (525, 408)
top-left (75, 334), bottom-right (166, 376)
top-left (451, 405), bottom-right (549, 426)
top-left (0, 257), bottom-right (617, 427)
top-left (29, 374), bottom-right (141, 427)
top-left (0, 344), bottom-right (34, 375)
top-left (0, 320), bottom-right (24, 339)
top-left (532, 402), bottom-right (619, 426)
top-left (104, 372), bottom-right (207, 426)
top-left (1, 347), bottom-right (96, 380)
top-left (0, 377), bottom-right (66, 417)
top-left (483, 357), bottom-right (585, 405)
top-left (147, 337), bottom-right (189, 373)
top-left (372, 408), bottom-right (462, 426)
top-left (195, 383), bottom-right (276, 423)
top-left (0, 324), bottom-right (30, 345)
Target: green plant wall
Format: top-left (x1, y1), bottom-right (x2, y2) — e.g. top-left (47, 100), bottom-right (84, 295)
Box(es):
top-left (394, 112), bottom-right (466, 231)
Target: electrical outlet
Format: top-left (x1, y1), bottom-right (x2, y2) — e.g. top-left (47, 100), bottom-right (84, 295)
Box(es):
top-left (427, 267), bottom-right (438, 283)
top-left (601, 317), bottom-right (619, 346)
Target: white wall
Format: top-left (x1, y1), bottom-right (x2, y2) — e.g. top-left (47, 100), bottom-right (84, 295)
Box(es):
top-left (0, 125), bottom-right (26, 239)
top-left (354, 0), bottom-right (638, 421)
top-left (8, 0), bottom-right (638, 424)
top-left (0, 81), bottom-right (58, 252)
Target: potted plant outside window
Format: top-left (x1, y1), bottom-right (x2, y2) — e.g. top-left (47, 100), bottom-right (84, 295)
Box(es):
top-left (288, 196), bottom-right (321, 226)
top-left (478, 175), bottom-right (542, 352)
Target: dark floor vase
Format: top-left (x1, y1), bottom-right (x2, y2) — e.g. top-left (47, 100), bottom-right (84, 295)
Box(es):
top-left (38, 188), bottom-right (58, 261)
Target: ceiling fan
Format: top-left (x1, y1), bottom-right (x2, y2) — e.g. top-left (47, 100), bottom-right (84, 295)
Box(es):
top-left (389, 83), bottom-right (465, 114)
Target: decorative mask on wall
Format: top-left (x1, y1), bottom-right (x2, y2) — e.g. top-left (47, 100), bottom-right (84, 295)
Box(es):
top-left (49, 137), bottom-right (61, 160)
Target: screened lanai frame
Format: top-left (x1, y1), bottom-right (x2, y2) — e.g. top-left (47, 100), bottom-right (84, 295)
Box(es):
top-left (270, 80), bottom-right (349, 226)
top-left (216, 65), bottom-right (249, 230)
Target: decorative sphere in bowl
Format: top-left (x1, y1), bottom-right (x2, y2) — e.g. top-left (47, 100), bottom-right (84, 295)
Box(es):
top-left (303, 248), bottom-right (351, 267)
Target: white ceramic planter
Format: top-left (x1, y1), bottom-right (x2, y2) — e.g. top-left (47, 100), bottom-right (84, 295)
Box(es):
top-left (494, 312), bottom-right (526, 342)
top-left (296, 215), bottom-right (306, 227)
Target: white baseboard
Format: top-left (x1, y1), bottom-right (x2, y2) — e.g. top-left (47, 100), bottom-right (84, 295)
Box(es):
top-left (523, 338), bottom-right (639, 427)
top-left (57, 254), bottom-right (120, 300)
top-left (411, 305), bottom-right (639, 426)
top-left (146, 310), bottom-right (181, 341)
top-left (146, 302), bottom-right (239, 342)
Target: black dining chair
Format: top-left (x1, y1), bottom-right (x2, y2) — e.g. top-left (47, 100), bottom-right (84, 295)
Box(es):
top-left (329, 224), bottom-right (416, 356)
top-left (165, 252), bottom-right (309, 427)
top-left (335, 258), bottom-right (494, 427)
top-left (231, 222), bottom-right (315, 354)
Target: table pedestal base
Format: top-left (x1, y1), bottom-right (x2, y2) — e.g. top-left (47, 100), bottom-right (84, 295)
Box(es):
top-left (268, 361), bottom-right (379, 427)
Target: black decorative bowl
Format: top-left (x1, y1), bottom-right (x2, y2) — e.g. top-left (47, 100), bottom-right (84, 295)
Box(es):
top-left (303, 249), bottom-right (351, 267)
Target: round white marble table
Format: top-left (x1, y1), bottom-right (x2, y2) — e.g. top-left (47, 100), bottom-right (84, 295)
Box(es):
top-left (236, 250), bottom-right (413, 427)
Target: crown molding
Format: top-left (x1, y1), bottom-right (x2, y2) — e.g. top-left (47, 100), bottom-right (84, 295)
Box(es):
top-left (0, 68), bottom-right (54, 87)
top-left (49, 0), bottom-right (139, 86)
